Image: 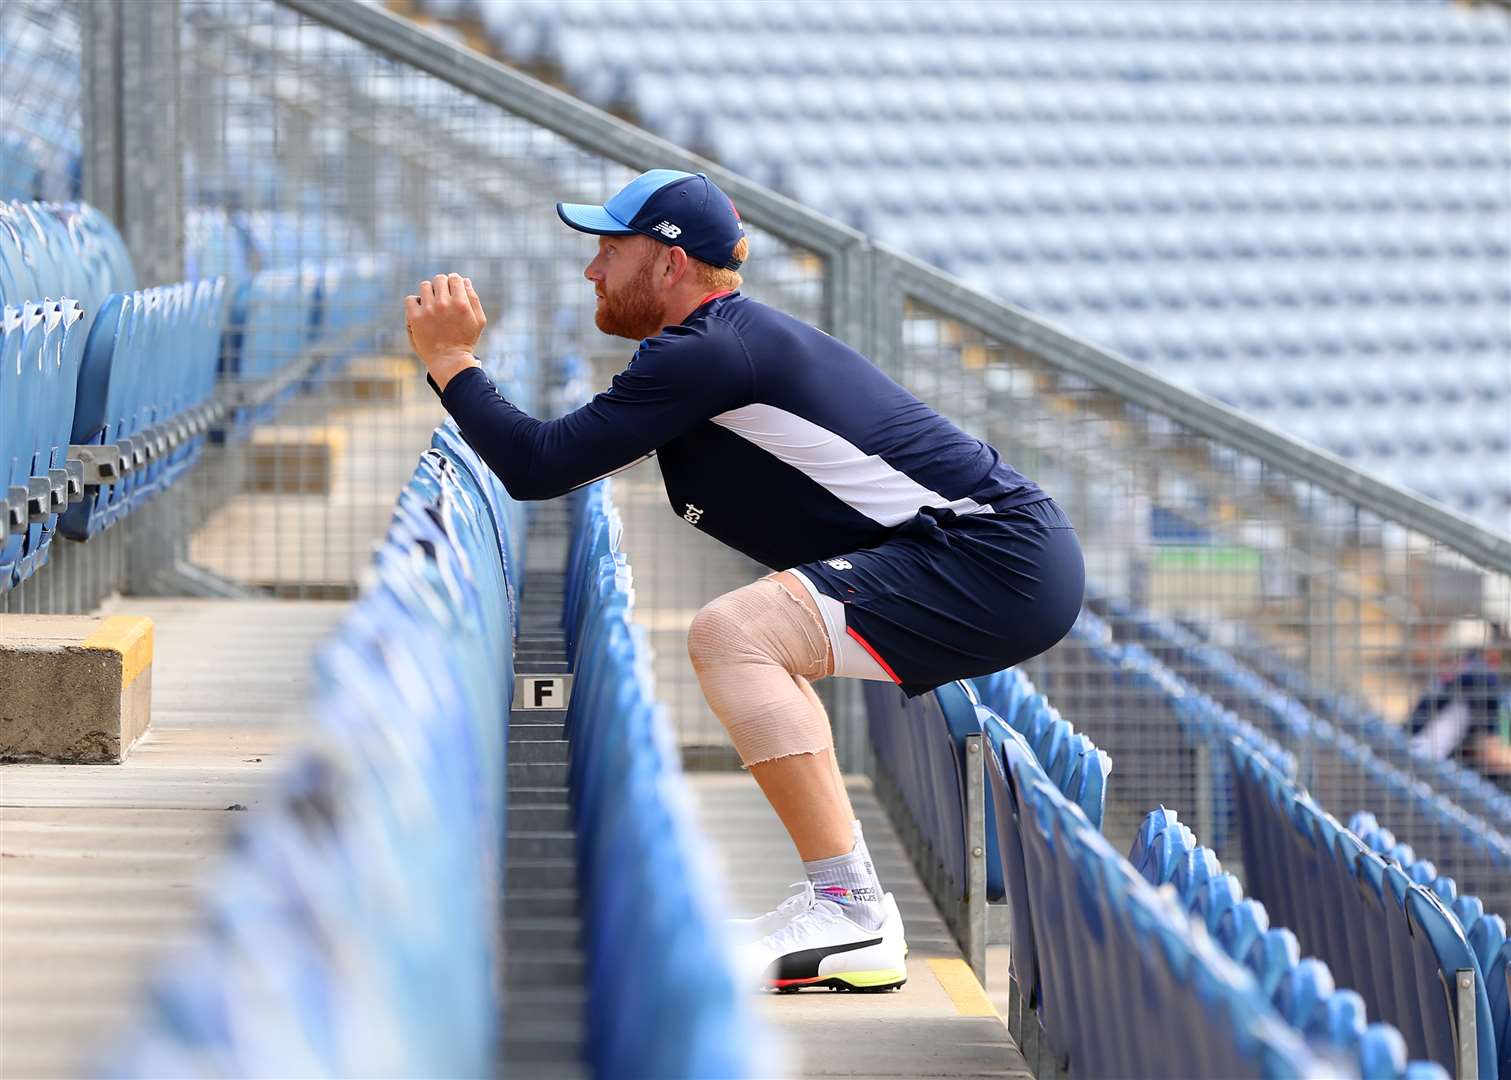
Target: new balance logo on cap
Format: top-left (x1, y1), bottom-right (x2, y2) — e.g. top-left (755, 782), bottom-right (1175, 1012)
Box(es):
top-left (652, 220), bottom-right (682, 239)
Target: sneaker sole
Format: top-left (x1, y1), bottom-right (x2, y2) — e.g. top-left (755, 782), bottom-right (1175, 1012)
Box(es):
top-left (768, 968), bottom-right (908, 993)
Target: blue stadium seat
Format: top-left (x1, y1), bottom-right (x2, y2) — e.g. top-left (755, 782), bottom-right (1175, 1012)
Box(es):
top-left (1, 296), bottom-right (86, 591)
top-left (1230, 735), bottom-right (1502, 1077)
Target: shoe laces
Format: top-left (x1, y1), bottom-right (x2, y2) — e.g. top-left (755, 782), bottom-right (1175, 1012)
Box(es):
top-left (770, 880), bottom-right (814, 919)
top-left (764, 892), bottom-right (848, 952)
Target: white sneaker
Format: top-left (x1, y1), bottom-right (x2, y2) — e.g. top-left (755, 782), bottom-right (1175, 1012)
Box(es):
top-left (728, 881), bottom-right (815, 944)
top-left (731, 886), bottom-right (909, 956)
top-left (741, 895), bottom-right (908, 993)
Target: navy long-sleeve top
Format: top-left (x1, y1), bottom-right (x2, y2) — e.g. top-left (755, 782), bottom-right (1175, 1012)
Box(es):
top-left (433, 291), bottom-right (1045, 570)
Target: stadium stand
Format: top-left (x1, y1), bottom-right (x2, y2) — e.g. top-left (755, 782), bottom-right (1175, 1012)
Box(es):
top-left (412, 0), bottom-right (1511, 532)
top-left (99, 427), bottom-right (521, 1076)
top-left (1039, 604), bottom-right (1511, 915)
top-left (564, 481), bottom-right (768, 1078)
top-left (0, 191), bottom-right (387, 593)
top-left (1230, 737), bottom-right (1507, 1078)
top-left (4, 0), bottom-right (1509, 1076)
top-left (1091, 595), bottom-right (1511, 840)
top-left (868, 674), bottom-right (1447, 1077)
top-left (98, 428), bottom-right (764, 1076)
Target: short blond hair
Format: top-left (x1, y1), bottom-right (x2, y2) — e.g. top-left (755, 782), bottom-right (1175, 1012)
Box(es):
top-left (692, 236), bottom-right (748, 292)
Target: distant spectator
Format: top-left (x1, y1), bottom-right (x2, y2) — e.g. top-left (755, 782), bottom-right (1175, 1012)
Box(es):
top-left (1408, 623), bottom-right (1511, 788)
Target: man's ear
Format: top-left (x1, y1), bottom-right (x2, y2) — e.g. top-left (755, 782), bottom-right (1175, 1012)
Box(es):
top-left (662, 245), bottom-right (690, 287)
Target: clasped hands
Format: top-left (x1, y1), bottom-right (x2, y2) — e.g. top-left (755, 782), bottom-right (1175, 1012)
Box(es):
top-left (405, 273), bottom-right (486, 393)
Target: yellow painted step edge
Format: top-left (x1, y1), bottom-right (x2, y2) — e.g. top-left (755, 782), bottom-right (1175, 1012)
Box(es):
top-left (82, 616), bottom-right (154, 689)
top-left (927, 957), bottom-right (999, 1018)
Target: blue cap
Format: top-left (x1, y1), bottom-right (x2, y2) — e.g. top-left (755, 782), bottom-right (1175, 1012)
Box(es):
top-left (557, 169), bottom-right (745, 270)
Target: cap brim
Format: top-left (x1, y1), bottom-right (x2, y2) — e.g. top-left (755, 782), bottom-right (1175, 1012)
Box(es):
top-left (556, 202), bottom-right (635, 235)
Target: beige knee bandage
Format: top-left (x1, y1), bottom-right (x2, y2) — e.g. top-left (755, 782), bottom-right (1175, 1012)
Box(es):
top-left (687, 578), bottom-right (834, 768)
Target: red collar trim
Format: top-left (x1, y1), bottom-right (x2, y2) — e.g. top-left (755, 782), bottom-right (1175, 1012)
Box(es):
top-left (694, 289), bottom-right (735, 309)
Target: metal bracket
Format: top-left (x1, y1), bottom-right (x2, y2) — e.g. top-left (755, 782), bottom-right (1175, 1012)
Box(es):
top-left (47, 468), bottom-right (68, 510)
top-left (64, 459), bottom-right (85, 501)
top-left (68, 444), bottom-right (127, 484)
top-left (123, 434), bottom-right (147, 468)
top-left (26, 476), bottom-right (52, 522)
top-left (64, 399), bottom-right (224, 493)
top-left (5, 486), bottom-right (26, 533)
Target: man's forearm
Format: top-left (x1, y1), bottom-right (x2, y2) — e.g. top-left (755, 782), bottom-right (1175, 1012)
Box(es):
top-left (438, 366), bottom-right (556, 500)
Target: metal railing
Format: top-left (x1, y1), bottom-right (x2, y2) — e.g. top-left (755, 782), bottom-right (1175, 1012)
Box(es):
top-left (3, 0), bottom-right (1508, 898)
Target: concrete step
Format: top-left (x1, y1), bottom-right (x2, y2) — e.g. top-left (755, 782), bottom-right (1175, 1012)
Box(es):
top-left (507, 860), bottom-right (576, 890)
top-left (510, 722), bottom-right (566, 742)
top-left (506, 952), bottom-right (584, 986)
top-left (509, 710), bottom-right (568, 727)
top-left (515, 661), bottom-right (570, 674)
top-left (505, 917), bottom-right (581, 951)
top-left (498, 1038), bottom-right (585, 1074)
top-left (509, 761), bottom-right (568, 787)
top-left (514, 649), bottom-right (567, 660)
top-left (510, 740), bottom-right (570, 765)
top-left (506, 890), bottom-right (578, 918)
top-left (506, 998), bottom-right (584, 1030)
top-left (502, 1023), bottom-right (584, 1053)
top-left (509, 804), bottom-right (572, 831)
top-left (507, 832), bottom-right (577, 860)
top-left (509, 786), bottom-right (572, 806)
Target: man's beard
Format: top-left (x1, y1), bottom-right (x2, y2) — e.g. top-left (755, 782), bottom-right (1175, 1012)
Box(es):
top-left (594, 258), bottom-right (664, 340)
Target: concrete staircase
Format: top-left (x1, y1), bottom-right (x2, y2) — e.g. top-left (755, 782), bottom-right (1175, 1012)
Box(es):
top-left (500, 500), bottom-right (587, 1079)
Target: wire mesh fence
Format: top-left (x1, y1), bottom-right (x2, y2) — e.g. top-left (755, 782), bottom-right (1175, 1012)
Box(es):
top-left (884, 293), bottom-right (1511, 910)
top-left (0, 0), bottom-right (82, 203)
top-left (2, 0), bottom-right (1508, 901)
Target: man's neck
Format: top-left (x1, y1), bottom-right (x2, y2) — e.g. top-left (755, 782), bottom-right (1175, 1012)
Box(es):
top-left (660, 287), bottom-right (734, 332)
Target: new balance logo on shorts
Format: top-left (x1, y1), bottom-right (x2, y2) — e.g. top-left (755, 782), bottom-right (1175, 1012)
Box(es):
top-left (824, 557), bottom-right (852, 571)
top-left (652, 220), bottom-right (682, 239)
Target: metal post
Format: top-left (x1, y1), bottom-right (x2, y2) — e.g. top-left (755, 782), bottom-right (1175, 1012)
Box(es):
top-left (964, 732), bottom-right (987, 985)
top-left (80, 0), bottom-right (122, 221)
top-left (111, 0), bottom-right (185, 287)
top-left (1194, 739), bottom-right (1214, 846)
top-left (1455, 968), bottom-right (1478, 1080)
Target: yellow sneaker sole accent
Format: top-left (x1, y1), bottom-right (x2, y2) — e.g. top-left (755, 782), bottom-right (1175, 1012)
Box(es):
top-left (832, 967), bottom-right (908, 989)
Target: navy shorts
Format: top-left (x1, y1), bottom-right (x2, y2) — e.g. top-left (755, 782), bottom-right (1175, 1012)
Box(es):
top-left (794, 498), bottom-right (1085, 697)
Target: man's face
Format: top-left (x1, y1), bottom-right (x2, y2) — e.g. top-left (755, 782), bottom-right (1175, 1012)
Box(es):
top-left (584, 235), bottom-right (665, 340)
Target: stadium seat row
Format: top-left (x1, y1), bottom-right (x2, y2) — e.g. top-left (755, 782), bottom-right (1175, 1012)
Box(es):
top-left (1126, 804), bottom-right (1446, 1080)
top-left (0, 201), bottom-right (134, 318)
top-left (1, 297), bottom-right (86, 586)
top-left (104, 424), bottom-right (519, 1075)
top-left (1049, 607), bottom-right (1511, 912)
top-left (490, 0), bottom-right (1508, 47)
top-left (870, 671), bottom-right (1418, 1075)
top-left (57, 279), bottom-right (229, 543)
top-left (1096, 597), bottom-right (1511, 840)
top-left (563, 480), bottom-right (768, 1079)
top-left (965, 671), bottom-right (1438, 1077)
top-left (1230, 738), bottom-right (1508, 1078)
top-left (0, 197), bottom-right (387, 590)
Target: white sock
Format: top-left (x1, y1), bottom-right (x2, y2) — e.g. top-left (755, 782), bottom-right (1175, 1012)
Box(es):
top-left (802, 819), bottom-right (886, 932)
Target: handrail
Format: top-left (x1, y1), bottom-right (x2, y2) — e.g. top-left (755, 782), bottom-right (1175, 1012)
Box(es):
top-left (881, 247), bottom-right (1511, 573)
top-left (275, 0), bottom-right (1511, 574)
top-left (271, 0), bottom-right (866, 259)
